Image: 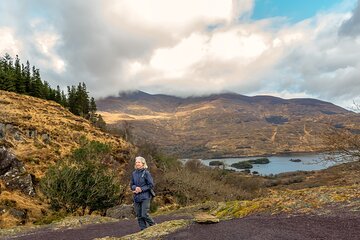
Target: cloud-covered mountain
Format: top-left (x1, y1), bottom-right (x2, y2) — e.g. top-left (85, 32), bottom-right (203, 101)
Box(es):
top-left (97, 91), bottom-right (360, 158)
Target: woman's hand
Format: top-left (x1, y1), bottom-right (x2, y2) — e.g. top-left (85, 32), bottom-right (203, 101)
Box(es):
top-left (133, 186), bottom-right (142, 194)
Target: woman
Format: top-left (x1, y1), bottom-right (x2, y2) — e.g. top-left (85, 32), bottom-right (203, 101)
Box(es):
top-left (130, 156), bottom-right (156, 230)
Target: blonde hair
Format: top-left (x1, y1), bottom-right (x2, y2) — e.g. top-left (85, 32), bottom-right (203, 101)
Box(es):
top-left (135, 156), bottom-right (148, 169)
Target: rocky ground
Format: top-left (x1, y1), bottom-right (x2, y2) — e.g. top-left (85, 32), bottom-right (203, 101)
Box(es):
top-left (1, 208), bottom-right (359, 240)
top-left (165, 211), bottom-right (360, 240)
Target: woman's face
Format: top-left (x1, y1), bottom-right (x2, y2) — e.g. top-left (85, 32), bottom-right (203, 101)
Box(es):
top-left (135, 159), bottom-right (144, 169)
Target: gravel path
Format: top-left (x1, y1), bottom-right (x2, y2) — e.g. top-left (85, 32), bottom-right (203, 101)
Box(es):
top-left (2, 215), bottom-right (190, 240)
top-left (2, 212), bottom-right (359, 240)
top-left (166, 212), bottom-right (360, 240)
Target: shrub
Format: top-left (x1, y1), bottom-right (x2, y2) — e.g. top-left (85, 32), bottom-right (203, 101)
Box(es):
top-left (156, 166), bottom-right (262, 206)
top-left (184, 159), bottom-right (204, 172)
top-left (40, 141), bottom-right (122, 214)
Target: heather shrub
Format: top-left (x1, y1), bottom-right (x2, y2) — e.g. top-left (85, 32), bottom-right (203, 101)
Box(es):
top-left (40, 141), bottom-right (122, 214)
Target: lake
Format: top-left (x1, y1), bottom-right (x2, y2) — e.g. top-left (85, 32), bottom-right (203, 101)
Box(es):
top-left (201, 153), bottom-right (340, 175)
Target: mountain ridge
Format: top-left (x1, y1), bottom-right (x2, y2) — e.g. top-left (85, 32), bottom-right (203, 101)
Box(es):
top-left (97, 91), bottom-right (359, 158)
top-left (100, 90), bottom-right (347, 109)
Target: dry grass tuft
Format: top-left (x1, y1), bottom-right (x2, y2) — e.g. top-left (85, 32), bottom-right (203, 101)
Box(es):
top-left (214, 184), bottom-right (360, 219)
top-left (0, 190), bottom-right (48, 228)
top-left (94, 219), bottom-right (191, 240)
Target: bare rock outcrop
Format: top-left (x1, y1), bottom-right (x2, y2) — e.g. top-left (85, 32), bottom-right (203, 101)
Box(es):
top-left (0, 146), bottom-right (35, 196)
top-left (106, 204), bottom-right (135, 219)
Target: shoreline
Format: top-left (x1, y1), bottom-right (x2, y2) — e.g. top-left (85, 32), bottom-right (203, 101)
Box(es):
top-left (181, 151), bottom-right (330, 161)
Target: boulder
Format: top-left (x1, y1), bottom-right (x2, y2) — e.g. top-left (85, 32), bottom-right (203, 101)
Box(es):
top-left (0, 123), bottom-right (5, 139)
top-left (9, 208), bottom-right (27, 220)
top-left (6, 208), bottom-right (28, 225)
top-left (14, 131), bottom-right (22, 141)
top-left (27, 129), bottom-right (37, 138)
top-left (0, 146), bottom-right (35, 196)
top-left (194, 213), bottom-right (220, 224)
top-left (41, 133), bottom-right (51, 144)
top-left (106, 204), bottom-right (135, 219)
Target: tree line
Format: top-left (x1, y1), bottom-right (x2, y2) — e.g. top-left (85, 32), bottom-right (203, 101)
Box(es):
top-left (0, 53), bottom-right (105, 129)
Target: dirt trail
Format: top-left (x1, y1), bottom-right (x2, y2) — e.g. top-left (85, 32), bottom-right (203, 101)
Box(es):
top-left (2, 215), bottom-right (189, 240)
top-left (166, 212), bottom-right (360, 240)
top-left (2, 212), bottom-right (359, 240)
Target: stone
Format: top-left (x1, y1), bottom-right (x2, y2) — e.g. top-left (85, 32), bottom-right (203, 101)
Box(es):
top-left (9, 208), bottom-right (27, 220)
top-left (14, 131), bottom-right (22, 141)
top-left (0, 123), bottom-right (5, 139)
top-left (41, 133), bottom-right (51, 144)
top-left (5, 124), bottom-right (13, 132)
top-left (194, 213), bottom-right (220, 224)
top-left (106, 204), bottom-right (135, 219)
top-left (0, 146), bottom-right (35, 196)
top-left (27, 129), bottom-right (37, 138)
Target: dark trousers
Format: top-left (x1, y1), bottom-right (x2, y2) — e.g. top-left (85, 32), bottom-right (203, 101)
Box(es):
top-left (134, 198), bottom-right (155, 230)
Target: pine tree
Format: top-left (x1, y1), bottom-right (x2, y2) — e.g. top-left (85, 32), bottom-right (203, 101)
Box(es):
top-left (55, 85), bottom-right (62, 104)
top-left (14, 55), bottom-right (25, 93)
top-left (74, 82), bottom-right (90, 118)
top-left (2, 54), bottom-right (16, 92)
top-left (89, 97), bottom-right (97, 114)
top-left (61, 90), bottom-right (68, 107)
top-left (95, 114), bottom-right (106, 130)
top-left (0, 54), bottom-right (99, 122)
top-left (24, 60), bottom-right (31, 93)
top-left (30, 66), bottom-right (43, 98)
top-left (68, 85), bottom-right (78, 115)
top-left (0, 56), bottom-right (5, 89)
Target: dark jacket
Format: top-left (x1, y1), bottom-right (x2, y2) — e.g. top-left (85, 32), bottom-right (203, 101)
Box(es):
top-left (130, 168), bottom-right (154, 203)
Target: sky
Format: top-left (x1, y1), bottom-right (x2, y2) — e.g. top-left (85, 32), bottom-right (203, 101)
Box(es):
top-left (0, 0), bottom-right (360, 108)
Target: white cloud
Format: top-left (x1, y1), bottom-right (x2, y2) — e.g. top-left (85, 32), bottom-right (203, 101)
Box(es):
top-left (111, 0), bottom-right (238, 32)
top-left (33, 31), bottom-right (65, 73)
top-left (149, 33), bottom-right (208, 77)
top-left (0, 27), bottom-right (22, 56)
top-left (0, 0), bottom-right (360, 108)
top-left (208, 29), bottom-right (268, 61)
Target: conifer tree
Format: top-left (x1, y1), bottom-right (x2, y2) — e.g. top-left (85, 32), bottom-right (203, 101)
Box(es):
top-left (2, 54), bottom-right (16, 92)
top-left (24, 60), bottom-right (31, 93)
top-left (61, 90), bottom-right (68, 107)
top-left (30, 66), bottom-right (43, 98)
top-left (0, 53), bottom-right (100, 124)
top-left (55, 85), bottom-right (62, 103)
top-left (14, 55), bottom-right (25, 93)
top-left (90, 97), bottom-right (97, 114)
top-left (75, 82), bottom-right (90, 117)
top-left (67, 85), bottom-right (78, 115)
top-left (0, 56), bottom-right (6, 89)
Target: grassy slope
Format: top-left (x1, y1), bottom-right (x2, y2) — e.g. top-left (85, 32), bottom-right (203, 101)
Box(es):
top-left (0, 90), bottom-right (135, 227)
top-left (0, 90), bottom-right (134, 177)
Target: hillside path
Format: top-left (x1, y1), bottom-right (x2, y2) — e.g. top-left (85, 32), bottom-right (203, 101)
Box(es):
top-left (166, 212), bottom-right (360, 240)
top-left (2, 215), bottom-right (190, 240)
top-left (2, 212), bottom-right (359, 240)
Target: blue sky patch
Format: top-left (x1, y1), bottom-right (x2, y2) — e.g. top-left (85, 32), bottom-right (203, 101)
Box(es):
top-left (252, 0), bottom-right (344, 22)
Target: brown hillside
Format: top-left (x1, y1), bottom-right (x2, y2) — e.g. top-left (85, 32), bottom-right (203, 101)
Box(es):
top-left (0, 90), bottom-right (134, 178)
top-left (97, 91), bottom-right (360, 158)
top-left (0, 90), bottom-right (135, 227)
